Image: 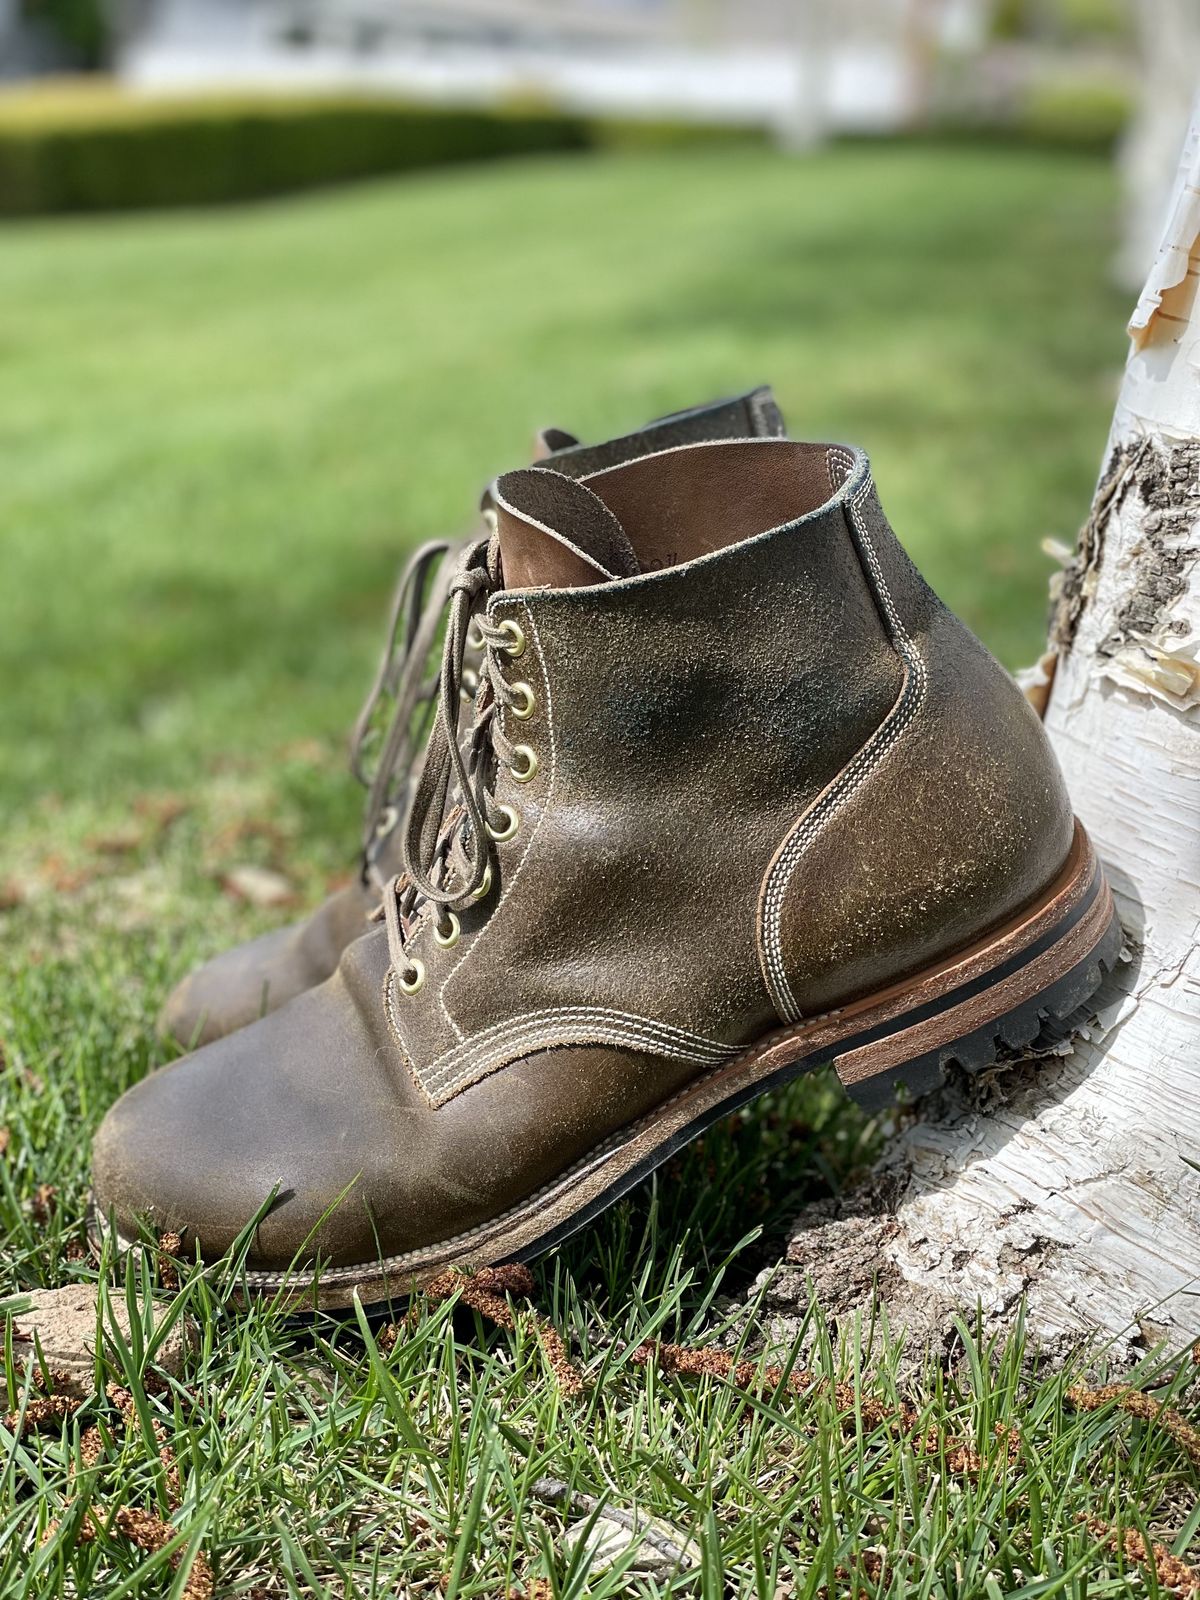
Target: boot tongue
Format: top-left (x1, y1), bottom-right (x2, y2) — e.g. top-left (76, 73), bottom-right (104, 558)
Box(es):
top-left (491, 466), bottom-right (640, 590)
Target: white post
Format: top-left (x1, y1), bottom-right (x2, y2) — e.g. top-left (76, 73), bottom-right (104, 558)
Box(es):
top-left (777, 0), bottom-right (831, 150)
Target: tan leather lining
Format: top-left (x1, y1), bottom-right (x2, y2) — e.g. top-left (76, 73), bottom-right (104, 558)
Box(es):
top-left (493, 468), bottom-right (639, 589)
top-left (584, 439), bottom-right (838, 573)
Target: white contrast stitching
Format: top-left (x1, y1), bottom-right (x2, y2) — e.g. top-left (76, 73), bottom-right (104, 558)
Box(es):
top-left (491, 480), bottom-right (620, 580)
top-left (387, 1000), bottom-right (738, 1105)
top-left (759, 470), bottom-right (929, 1023)
top-left (826, 444), bottom-right (854, 496)
top-left (426, 1010), bottom-right (733, 1090)
top-left (231, 1084), bottom-right (673, 1281)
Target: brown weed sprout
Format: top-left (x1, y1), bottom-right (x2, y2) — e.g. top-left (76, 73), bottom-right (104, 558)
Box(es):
top-left (157, 1231), bottom-right (183, 1292)
top-left (109, 1507), bottom-right (213, 1600)
top-left (1068, 1383), bottom-right (1200, 1468)
top-left (635, 1341), bottom-right (1020, 1476)
top-left (632, 1339), bottom-right (814, 1398)
top-left (383, 1264), bottom-right (584, 1395)
top-left (818, 1548), bottom-right (887, 1600)
top-left (106, 1383), bottom-right (183, 1501)
top-left (1082, 1515), bottom-right (1200, 1596)
top-left (42, 1379), bottom-right (210, 1597)
top-left (4, 1394), bottom-right (82, 1436)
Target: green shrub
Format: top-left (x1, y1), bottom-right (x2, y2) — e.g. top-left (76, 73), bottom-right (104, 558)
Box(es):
top-left (1019, 74), bottom-right (1133, 150)
top-left (992, 0), bottom-right (1132, 43)
top-left (0, 86), bottom-right (593, 215)
top-left (0, 85), bottom-right (768, 216)
top-left (1054, 0), bottom-right (1131, 42)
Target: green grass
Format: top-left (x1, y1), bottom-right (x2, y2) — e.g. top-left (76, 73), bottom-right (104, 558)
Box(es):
top-left (5, 144), bottom-right (1194, 1598)
top-left (0, 141), bottom-right (1122, 811)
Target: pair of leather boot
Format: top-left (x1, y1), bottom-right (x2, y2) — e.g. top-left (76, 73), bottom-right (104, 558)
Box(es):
top-left (92, 388), bottom-right (1119, 1306)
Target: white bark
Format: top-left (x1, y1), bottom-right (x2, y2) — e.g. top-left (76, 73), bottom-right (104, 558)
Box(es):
top-left (778, 99), bottom-right (1200, 1355)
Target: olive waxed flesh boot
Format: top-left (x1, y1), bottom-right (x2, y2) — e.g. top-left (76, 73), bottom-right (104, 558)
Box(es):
top-left (94, 437), bottom-right (1120, 1304)
top-left (158, 386), bottom-right (788, 1048)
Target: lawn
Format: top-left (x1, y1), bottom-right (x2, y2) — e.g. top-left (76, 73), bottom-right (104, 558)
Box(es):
top-left (5, 144), bottom-right (1197, 1599)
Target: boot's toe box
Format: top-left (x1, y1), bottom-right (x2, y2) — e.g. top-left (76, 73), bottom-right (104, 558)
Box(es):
top-left (97, 925), bottom-right (699, 1286)
top-left (156, 882), bottom-right (372, 1049)
top-left (95, 982), bottom-right (403, 1272)
top-left (157, 924), bottom-right (305, 1050)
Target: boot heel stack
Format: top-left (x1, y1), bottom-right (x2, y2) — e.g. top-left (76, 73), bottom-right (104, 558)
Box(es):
top-left (826, 822), bottom-right (1121, 1110)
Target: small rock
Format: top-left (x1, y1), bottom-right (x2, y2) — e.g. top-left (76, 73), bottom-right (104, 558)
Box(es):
top-left (9, 1284), bottom-right (193, 1399)
top-left (220, 865), bottom-right (295, 907)
top-left (561, 1508), bottom-right (701, 1583)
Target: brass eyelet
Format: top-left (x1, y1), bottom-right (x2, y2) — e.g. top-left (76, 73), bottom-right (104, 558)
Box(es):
top-left (509, 681), bottom-right (536, 720)
top-left (466, 623), bottom-right (486, 653)
top-left (486, 804), bottom-right (519, 842)
top-left (509, 744), bottom-right (538, 784)
top-left (468, 862), bottom-right (493, 901)
top-left (434, 913), bottom-right (461, 949)
top-left (498, 618), bottom-right (526, 658)
top-left (398, 958), bottom-right (425, 996)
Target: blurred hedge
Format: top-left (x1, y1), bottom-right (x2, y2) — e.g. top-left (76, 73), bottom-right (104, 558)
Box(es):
top-left (0, 89), bottom-right (589, 214)
top-left (1017, 75), bottom-right (1133, 151)
top-left (0, 86), bottom-right (769, 216)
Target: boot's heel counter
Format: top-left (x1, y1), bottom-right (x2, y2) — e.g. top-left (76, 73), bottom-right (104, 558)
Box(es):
top-left (758, 466), bottom-right (1075, 1022)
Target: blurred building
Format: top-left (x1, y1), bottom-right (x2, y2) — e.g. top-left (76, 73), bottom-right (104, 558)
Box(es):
top-left (115, 0), bottom-right (995, 134)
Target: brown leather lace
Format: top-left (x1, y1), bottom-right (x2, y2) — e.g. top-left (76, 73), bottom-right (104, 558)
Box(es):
top-left (379, 537), bottom-right (526, 978)
top-left (348, 539), bottom-right (459, 888)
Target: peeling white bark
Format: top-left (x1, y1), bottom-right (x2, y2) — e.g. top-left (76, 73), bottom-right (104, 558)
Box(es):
top-left (783, 99), bottom-right (1200, 1354)
top-left (1129, 92), bottom-right (1200, 352)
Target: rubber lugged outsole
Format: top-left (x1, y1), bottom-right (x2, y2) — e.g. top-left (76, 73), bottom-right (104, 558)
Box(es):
top-left (839, 904), bottom-right (1123, 1111)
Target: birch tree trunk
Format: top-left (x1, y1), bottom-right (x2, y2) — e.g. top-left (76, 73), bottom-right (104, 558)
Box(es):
top-left (771, 102), bottom-right (1200, 1357)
